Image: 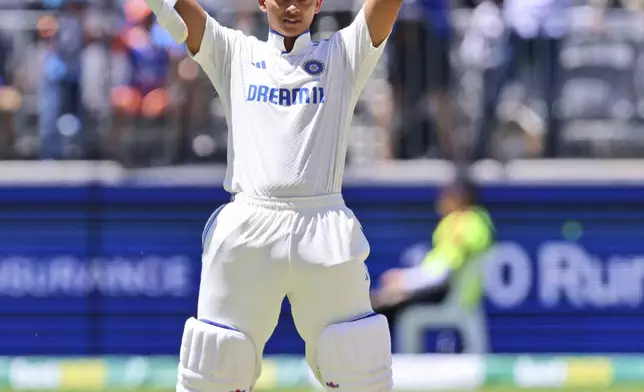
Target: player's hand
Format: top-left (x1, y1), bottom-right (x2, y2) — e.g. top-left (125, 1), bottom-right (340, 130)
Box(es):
top-left (380, 268), bottom-right (405, 286)
top-left (379, 268), bottom-right (407, 300)
top-left (371, 286), bottom-right (407, 309)
top-left (370, 268), bottom-right (410, 309)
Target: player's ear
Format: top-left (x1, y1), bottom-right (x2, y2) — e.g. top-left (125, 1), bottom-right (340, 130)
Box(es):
top-left (258, 0), bottom-right (267, 12)
top-left (314, 0), bottom-right (322, 14)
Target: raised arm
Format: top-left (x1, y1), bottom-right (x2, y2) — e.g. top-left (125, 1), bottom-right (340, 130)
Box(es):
top-left (335, 0), bottom-right (402, 93)
top-left (174, 0), bottom-right (207, 54)
top-left (146, 0), bottom-right (244, 95)
top-left (363, 0), bottom-right (404, 47)
top-left (145, 0), bottom-right (206, 54)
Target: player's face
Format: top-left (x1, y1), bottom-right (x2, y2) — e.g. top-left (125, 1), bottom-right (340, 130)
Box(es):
top-left (259, 0), bottom-right (323, 37)
top-left (436, 188), bottom-right (464, 217)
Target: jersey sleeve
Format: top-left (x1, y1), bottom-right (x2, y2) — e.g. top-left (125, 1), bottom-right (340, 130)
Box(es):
top-left (188, 15), bottom-right (244, 93)
top-left (335, 6), bottom-right (389, 92)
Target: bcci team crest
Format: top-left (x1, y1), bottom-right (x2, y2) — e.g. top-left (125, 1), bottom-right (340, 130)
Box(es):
top-left (303, 59), bottom-right (325, 76)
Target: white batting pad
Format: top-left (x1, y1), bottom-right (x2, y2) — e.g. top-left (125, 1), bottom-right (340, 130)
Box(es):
top-left (317, 313), bottom-right (393, 391)
top-left (177, 318), bottom-right (256, 392)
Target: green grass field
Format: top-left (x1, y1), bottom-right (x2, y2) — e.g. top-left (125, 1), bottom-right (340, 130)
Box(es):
top-left (266, 387), bottom-right (632, 392)
top-left (284, 388), bottom-right (622, 391)
top-left (3, 388), bottom-right (642, 392)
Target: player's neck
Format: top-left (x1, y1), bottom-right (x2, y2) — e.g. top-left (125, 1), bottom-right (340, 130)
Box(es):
top-left (268, 28), bottom-right (311, 54)
top-left (283, 37), bottom-right (296, 53)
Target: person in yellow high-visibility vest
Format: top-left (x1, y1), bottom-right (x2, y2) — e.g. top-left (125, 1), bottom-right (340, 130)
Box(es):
top-left (371, 178), bottom-right (494, 311)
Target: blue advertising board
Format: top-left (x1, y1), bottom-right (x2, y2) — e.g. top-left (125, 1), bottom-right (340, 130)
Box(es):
top-left (1, 185), bottom-right (644, 355)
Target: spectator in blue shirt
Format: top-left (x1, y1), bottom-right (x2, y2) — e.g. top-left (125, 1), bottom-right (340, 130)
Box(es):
top-left (472, 0), bottom-right (569, 160)
top-left (112, 0), bottom-right (177, 118)
top-left (38, 0), bottom-right (88, 159)
top-left (0, 32), bottom-right (19, 159)
top-left (388, 0), bottom-right (456, 161)
top-left (109, 0), bottom-right (185, 163)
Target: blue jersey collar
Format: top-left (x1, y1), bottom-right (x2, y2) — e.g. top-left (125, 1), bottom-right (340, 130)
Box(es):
top-left (268, 29), bottom-right (312, 55)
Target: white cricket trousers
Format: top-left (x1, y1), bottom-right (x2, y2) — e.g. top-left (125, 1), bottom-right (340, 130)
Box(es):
top-left (198, 192), bottom-right (374, 375)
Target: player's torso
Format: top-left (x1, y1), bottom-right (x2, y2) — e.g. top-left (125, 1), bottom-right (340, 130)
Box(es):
top-left (225, 33), bottom-right (354, 198)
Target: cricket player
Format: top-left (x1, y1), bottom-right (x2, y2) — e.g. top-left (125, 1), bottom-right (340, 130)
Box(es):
top-left (372, 179), bottom-right (494, 310)
top-left (143, 0), bottom-right (402, 391)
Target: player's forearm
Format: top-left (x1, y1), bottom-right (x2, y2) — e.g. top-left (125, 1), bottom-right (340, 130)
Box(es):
top-left (145, 0), bottom-right (206, 54)
top-left (402, 265), bottom-right (451, 294)
top-left (174, 0), bottom-right (207, 55)
top-left (363, 0), bottom-right (403, 47)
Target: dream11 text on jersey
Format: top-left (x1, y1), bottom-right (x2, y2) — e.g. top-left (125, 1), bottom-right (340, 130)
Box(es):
top-left (246, 84), bottom-right (326, 107)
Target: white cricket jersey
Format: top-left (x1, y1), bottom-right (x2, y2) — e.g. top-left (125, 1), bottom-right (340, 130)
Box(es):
top-left (190, 8), bottom-right (387, 198)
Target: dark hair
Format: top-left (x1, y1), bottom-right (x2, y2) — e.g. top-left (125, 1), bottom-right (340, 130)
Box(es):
top-left (446, 177), bottom-right (480, 207)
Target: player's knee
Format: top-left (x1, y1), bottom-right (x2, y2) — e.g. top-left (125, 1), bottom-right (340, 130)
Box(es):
top-left (177, 318), bottom-right (257, 392)
top-left (316, 313), bottom-right (393, 392)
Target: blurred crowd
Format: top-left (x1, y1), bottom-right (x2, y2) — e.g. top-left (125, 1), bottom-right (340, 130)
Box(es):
top-left (0, 0), bottom-right (643, 165)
